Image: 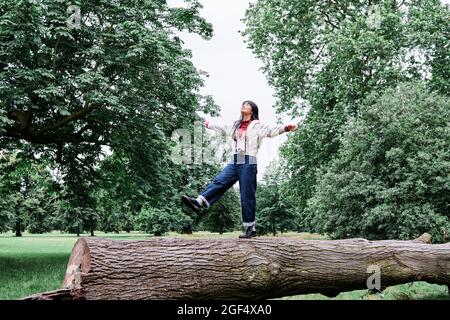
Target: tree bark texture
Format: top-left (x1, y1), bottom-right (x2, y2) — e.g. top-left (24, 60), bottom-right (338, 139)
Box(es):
top-left (22, 234), bottom-right (450, 300)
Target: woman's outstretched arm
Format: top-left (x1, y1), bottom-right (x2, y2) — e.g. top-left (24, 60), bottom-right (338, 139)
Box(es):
top-left (204, 120), bottom-right (231, 136)
top-left (258, 122), bottom-right (297, 138)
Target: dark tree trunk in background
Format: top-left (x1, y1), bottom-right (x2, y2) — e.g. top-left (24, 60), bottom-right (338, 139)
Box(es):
top-left (15, 175), bottom-right (30, 237)
top-left (181, 226), bottom-right (193, 234)
top-left (15, 219), bottom-right (22, 237)
top-left (22, 233), bottom-right (450, 300)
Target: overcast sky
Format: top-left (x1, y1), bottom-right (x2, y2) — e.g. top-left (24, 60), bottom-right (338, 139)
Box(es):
top-left (166, 0), bottom-right (449, 180)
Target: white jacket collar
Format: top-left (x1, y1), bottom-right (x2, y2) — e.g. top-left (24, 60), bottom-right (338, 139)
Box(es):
top-left (247, 119), bottom-right (260, 130)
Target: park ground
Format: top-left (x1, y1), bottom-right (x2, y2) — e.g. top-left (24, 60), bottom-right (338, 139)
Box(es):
top-left (0, 231), bottom-right (448, 300)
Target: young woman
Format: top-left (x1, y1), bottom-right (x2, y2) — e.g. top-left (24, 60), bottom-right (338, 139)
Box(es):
top-left (182, 100), bottom-right (297, 238)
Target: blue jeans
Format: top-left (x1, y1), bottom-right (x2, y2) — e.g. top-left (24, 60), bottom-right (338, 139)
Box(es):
top-left (199, 154), bottom-right (257, 227)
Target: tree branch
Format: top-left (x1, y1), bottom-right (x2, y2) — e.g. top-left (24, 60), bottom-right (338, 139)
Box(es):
top-left (396, 0), bottom-right (406, 9)
top-left (74, 124), bottom-right (92, 136)
top-left (37, 101), bottom-right (94, 134)
top-left (328, 0), bottom-right (348, 20)
top-left (312, 44), bottom-right (326, 64)
top-left (52, 35), bottom-right (62, 73)
top-left (74, 156), bottom-right (115, 182)
top-left (319, 10), bottom-right (339, 30)
top-left (2, 126), bottom-right (89, 145)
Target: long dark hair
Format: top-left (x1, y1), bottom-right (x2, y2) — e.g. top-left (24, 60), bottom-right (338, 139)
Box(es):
top-left (232, 100), bottom-right (259, 140)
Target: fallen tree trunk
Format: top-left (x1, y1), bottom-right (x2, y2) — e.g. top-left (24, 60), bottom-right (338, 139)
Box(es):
top-left (23, 234), bottom-right (450, 300)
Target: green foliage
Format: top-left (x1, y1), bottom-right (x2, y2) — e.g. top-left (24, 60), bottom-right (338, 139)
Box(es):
top-left (256, 160), bottom-right (299, 235)
top-left (97, 201), bottom-right (134, 234)
top-left (0, 201), bottom-right (11, 232)
top-left (177, 143), bottom-right (233, 233)
top-left (306, 82), bottom-right (450, 241)
top-left (243, 0), bottom-right (449, 240)
top-left (54, 164), bottom-right (100, 236)
top-left (55, 203), bottom-right (82, 236)
top-left (167, 207), bottom-right (193, 234)
top-left (243, 0), bottom-right (449, 114)
top-left (200, 188), bottom-right (240, 234)
top-left (0, 0), bottom-right (219, 234)
top-left (0, 150), bottom-right (62, 235)
top-left (91, 162), bottom-right (140, 234)
top-left (135, 207), bottom-right (173, 236)
top-left (25, 190), bottom-right (59, 234)
top-left (0, 0), bottom-right (217, 142)
top-left (93, 188), bottom-right (124, 233)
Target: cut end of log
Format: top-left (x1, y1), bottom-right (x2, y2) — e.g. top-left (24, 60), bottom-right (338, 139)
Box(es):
top-left (61, 238), bottom-right (91, 289)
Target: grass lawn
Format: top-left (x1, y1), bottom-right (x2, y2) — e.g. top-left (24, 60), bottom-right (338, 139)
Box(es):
top-left (0, 231), bottom-right (448, 300)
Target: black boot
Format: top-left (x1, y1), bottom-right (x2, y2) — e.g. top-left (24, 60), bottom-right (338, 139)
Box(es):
top-left (181, 195), bottom-right (202, 213)
top-left (239, 226), bottom-right (257, 239)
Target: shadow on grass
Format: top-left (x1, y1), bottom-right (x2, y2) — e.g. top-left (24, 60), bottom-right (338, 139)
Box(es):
top-left (0, 254), bottom-right (69, 300)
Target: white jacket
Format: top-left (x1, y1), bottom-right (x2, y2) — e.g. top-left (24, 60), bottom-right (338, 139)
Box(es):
top-left (207, 119), bottom-right (287, 158)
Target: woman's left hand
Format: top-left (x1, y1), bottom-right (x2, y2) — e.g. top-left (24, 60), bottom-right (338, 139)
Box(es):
top-left (285, 124), bottom-right (297, 132)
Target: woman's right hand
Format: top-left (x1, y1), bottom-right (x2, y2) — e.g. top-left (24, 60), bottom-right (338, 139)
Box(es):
top-left (284, 123), bottom-right (297, 132)
top-left (204, 120), bottom-right (209, 128)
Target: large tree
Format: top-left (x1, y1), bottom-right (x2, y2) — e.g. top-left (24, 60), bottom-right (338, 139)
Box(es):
top-left (242, 0), bottom-right (449, 225)
top-left (0, 0), bottom-right (219, 216)
top-left (306, 82), bottom-right (450, 242)
top-left (0, 150), bottom-right (62, 235)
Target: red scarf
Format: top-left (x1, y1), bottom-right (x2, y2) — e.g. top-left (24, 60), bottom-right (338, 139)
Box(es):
top-left (238, 120), bottom-right (251, 138)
